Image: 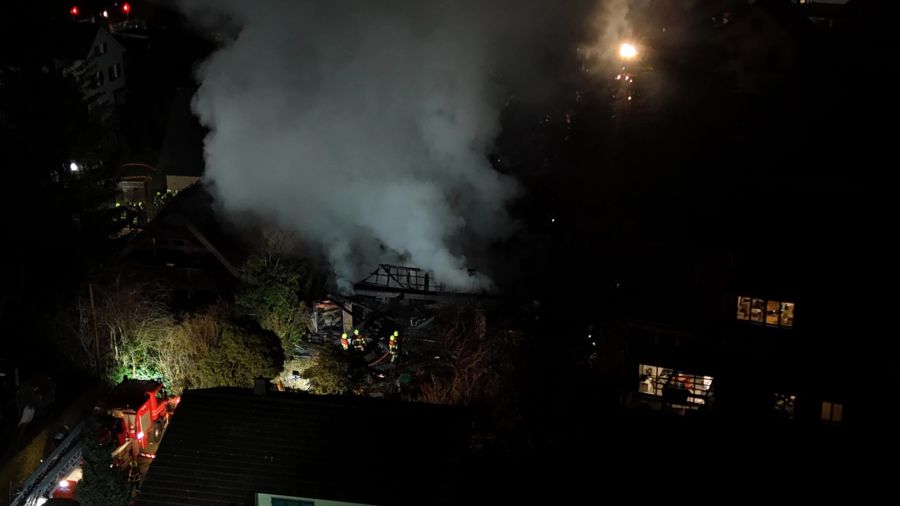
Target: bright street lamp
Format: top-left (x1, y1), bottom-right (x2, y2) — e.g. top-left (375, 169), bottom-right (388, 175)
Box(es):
top-left (618, 42), bottom-right (638, 60)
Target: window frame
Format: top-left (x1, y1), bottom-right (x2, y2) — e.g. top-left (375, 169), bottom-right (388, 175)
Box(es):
top-left (821, 401), bottom-right (843, 424)
top-left (736, 296), bottom-right (751, 321)
top-left (773, 392), bottom-right (797, 419)
top-left (271, 499), bottom-right (314, 506)
top-left (736, 295), bottom-right (795, 328)
top-left (637, 363), bottom-right (713, 405)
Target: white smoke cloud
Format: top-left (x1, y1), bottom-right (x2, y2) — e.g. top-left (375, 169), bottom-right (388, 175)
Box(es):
top-left (173, 0), bottom-right (598, 290)
top-left (580, 0), bottom-right (634, 69)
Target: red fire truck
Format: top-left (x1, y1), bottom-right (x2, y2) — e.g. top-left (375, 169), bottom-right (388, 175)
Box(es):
top-left (99, 379), bottom-right (180, 466)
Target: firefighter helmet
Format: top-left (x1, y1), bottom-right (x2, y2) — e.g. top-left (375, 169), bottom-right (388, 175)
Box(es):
top-left (354, 329), bottom-right (360, 336)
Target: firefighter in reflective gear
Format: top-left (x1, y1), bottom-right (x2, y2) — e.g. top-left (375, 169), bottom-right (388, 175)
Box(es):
top-left (353, 329), bottom-right (365, 350)
top-left (127, 455), bottom-right (141, 482)
top-left (389, 331), bottom-right (399, 362)
top-left (340, 332), bottom-right (350, 351)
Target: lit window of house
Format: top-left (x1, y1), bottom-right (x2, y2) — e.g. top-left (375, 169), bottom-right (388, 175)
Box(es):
top-left (750, 298), bottom-right (765, 323)
top-left (780, 302), bottom-right (794, 327)
top-left (821, 401), bottom-right (843, 424)
top-left (638, 364), bottom-right (713, 405)
top-left (737, 296), bottom-right (751, 320)
top-left (773, 393), bottom-right (796, 419)
top-left (639, 364), bottom-right (664, 395)
top-left (765, 300), bottom-right (780, 325)
top-left (736, 296), bottom-right (795, 328)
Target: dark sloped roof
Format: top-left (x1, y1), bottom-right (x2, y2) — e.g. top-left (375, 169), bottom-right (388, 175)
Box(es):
top-left (137, 388), bottom-right (470, 506)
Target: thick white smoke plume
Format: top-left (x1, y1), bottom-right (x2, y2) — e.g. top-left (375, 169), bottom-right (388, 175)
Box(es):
top-left (174, 0), bottom-right (603, 290)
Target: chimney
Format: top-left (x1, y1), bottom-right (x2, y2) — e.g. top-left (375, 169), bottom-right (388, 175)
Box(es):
top-left (254, 377), bottom-right (269, 396)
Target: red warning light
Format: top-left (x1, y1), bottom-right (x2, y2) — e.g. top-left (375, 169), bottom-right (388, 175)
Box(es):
top-left (69, 6), bottom-right (80, 16)
top-left (122, 2), bottom-right (132, 14)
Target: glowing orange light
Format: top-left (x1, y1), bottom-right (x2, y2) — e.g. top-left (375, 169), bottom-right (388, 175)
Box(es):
top-left (619, 42), bottom-right (638, 60)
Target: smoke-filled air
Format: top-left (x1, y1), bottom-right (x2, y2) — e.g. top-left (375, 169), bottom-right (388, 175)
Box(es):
top-left (174, 0), bottom-right (618, 290)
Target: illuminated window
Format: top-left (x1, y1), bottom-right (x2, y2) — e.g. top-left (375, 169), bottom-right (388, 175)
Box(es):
top-left (638, 365), bottom-right (664, 396)
top-left (750, 298), bottom-right (765, 323)
top-left (821, 401), bottom-right (843, 423)
top-left (773, 393), bottom-right (796, 419)
top-left (765, 300), bottom-right (781, 326)
top-left (780, 302), bottom-right (794, 327)
top-left (737, 296), bottom-right (795, 328)
top-left (736, 296), bottom-right (751, 320)
top-left (638, 364), bottom-right (713, 405)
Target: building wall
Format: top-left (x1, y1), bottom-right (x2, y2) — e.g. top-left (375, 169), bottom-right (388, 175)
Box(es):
top-left (87, 29), bottom-right (127, 109)
top-left (612, 245), bottom-right (859, 429)
top-left (165, 175), bottom-right (201, 194)
top-left (62, 28), bottom-right (126, 112)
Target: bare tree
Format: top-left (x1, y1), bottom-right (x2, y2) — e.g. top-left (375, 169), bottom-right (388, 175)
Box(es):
top-left (418, 304), bottom-right (497, 406)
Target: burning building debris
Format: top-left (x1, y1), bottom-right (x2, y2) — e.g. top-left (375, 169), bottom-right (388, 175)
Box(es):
top-left (300, 264), bottom-right (492, 395)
